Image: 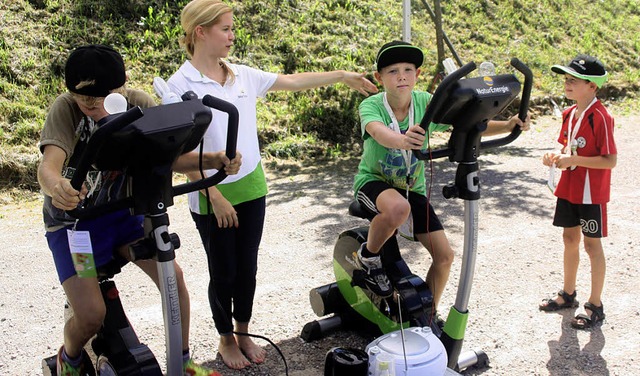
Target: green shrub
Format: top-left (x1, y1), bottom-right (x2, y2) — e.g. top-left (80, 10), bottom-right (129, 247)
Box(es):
top-left (1, 0), bottom-right (640, 192)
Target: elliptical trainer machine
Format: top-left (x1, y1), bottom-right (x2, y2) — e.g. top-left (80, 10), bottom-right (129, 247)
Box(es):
top-left (302, 58), bottom-right (532, 373)
top-left (42, 93), bottom-right (239, 375)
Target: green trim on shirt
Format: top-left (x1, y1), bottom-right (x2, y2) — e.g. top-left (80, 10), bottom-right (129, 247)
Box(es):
top-left (198, 162), bottom-right (268, 213)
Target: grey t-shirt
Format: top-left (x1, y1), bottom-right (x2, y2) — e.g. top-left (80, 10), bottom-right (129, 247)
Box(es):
top-left (39, 89), bottom-right (156, 231)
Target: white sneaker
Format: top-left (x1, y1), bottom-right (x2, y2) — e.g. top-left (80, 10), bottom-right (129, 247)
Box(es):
top-left (355, 243), bottom-right (393, 297)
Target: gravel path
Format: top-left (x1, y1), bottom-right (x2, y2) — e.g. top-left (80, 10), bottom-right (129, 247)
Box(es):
top-left (0, 114), bottom-right (638, 375)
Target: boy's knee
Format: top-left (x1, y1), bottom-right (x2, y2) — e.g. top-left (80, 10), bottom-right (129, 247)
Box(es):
top-left (174, 262), bottom-right (185, 282)
top-left (173, 262), bottom-right (190, 295)
top-left (433, 247), bottom-right (454, 267)
top-left (583, 238), bottom-right (604, 256)
top-left (396, 199), bottom-right (411, 216)
top-left (384, 200), bottom-right (411, 226)
top-left (562, 229), bottom-right (582, 245)
top-left (73, 303), bottom-right (106, 334)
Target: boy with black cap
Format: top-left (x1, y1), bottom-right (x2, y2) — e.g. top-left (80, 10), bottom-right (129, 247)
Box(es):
top-left (353, 40), bottom-right (528, 311)
top-left (539, 54), bottom-right (616, 330)
top-left (38, 44), bottom-right (238, 375)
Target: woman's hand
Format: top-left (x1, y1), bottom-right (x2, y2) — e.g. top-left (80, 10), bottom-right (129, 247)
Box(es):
top-left (342, 71), bottom-right (379, 96)
top-left (176, 151), bottom-right (242, 174)
top-left (210, 194), bottom-right (238, 228)
top-left (223, 152), bottom-right (242, 175)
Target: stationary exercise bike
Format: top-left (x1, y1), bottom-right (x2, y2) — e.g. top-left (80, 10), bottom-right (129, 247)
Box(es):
top-left (42, 93), bottom-right (239, 375)
top-left (302, 58), bottom-right (532, 373)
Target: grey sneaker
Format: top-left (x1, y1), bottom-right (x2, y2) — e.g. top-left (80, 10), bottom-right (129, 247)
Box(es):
top-left (355, 244), bottom-right (393, 297)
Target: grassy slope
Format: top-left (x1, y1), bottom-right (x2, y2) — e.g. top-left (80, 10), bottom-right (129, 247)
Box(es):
top-left (0, 0), bottom-right (639, 191)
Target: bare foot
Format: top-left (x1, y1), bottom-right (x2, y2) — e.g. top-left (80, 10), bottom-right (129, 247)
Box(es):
top-left (237, 334), bottom-right (266, 364)
top-left (218, 336), bottom-right (251, 370)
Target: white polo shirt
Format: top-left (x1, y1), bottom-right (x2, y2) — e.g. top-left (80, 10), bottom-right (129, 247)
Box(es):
top-left (167, 60), bottom-right (278, 213)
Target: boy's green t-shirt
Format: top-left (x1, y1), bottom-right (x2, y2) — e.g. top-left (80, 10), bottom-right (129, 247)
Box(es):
top-left (354, 91), bottom-right (450, 197)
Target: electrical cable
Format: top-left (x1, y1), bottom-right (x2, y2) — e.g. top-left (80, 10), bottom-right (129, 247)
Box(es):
top-left (396, 293), bottom-right (409, 373)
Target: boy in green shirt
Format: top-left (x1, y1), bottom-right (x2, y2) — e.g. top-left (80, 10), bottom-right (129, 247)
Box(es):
top-left (353, 41), bottom-right (529, 312)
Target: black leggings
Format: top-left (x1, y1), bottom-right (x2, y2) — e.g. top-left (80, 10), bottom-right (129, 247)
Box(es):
top-left (191, 196), bottom-right (266, 335)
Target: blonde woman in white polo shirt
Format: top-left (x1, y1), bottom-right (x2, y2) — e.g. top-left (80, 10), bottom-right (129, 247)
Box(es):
top-left (167, 0), bottom-right (378, 370)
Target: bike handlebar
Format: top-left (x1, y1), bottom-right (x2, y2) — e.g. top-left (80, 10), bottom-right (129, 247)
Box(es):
top-left (66, 94), bottom-right (239, 219)
top-left (413, 62), bottom-right (477, 160)
top-left (173, 94), bottom-right (239, 196)
top-left (413, 58), bottom-right (532, 161)
top-left (69, 107), bottom-right (144, 191)
top-left (479, 58), bottom-right (532, 150)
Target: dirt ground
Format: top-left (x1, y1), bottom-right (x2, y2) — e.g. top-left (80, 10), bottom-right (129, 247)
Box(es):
top-left (0, 113), bottom-right (638, 375)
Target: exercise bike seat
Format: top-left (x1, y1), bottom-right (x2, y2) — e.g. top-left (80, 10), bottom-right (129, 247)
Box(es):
top-left (94, 231), bottom-right (177, 280)
top-left (95, 259), bottom-right (125, 280)
top-left (348, 200), bottom-right (375, 221)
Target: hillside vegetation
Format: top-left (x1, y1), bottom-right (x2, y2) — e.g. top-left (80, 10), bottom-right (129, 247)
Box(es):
top-left (1, 0), bottom-right (639, 192)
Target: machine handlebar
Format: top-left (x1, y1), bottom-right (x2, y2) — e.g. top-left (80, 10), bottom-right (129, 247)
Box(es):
top-left (69, 107), bottom-right (144, 191)
top-left (479, 58), bottom-right (532, 150)
top-left (173, 94), bottom-right (239, 196)
top-left (67, 94), bottom-right (239, 218)
top-left (413, 58), bottom-right (532, 161)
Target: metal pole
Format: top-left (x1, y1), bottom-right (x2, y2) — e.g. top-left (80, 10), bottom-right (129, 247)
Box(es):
top-left (454, 198), bottom-right (479, 310)
top-left (434, 0), bottom-right (445, 70)
top-left (419, 0), bottom-right (464, 66)
top-left (403, 0), bottom-right (411, 42)
top-left (151, 216), bottom-right (183, 376)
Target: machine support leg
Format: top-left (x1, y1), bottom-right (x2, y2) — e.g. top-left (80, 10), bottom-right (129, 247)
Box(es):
top-left (444, 161), bottom-right (481, 370)
top-left (151, 214), bottom-right (182, 376)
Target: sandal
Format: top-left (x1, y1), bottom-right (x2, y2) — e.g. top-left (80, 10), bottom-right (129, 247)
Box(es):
top-left (571, 302), bottom-right (605, 329)
top-left (539, 290), bottom-right (579, 311)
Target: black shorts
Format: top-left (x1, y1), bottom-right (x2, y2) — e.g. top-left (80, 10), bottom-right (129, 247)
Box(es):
top-left (356, 180), bottom-right (444, 238)
top-left (553, 198), bottom-right (608, 238)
